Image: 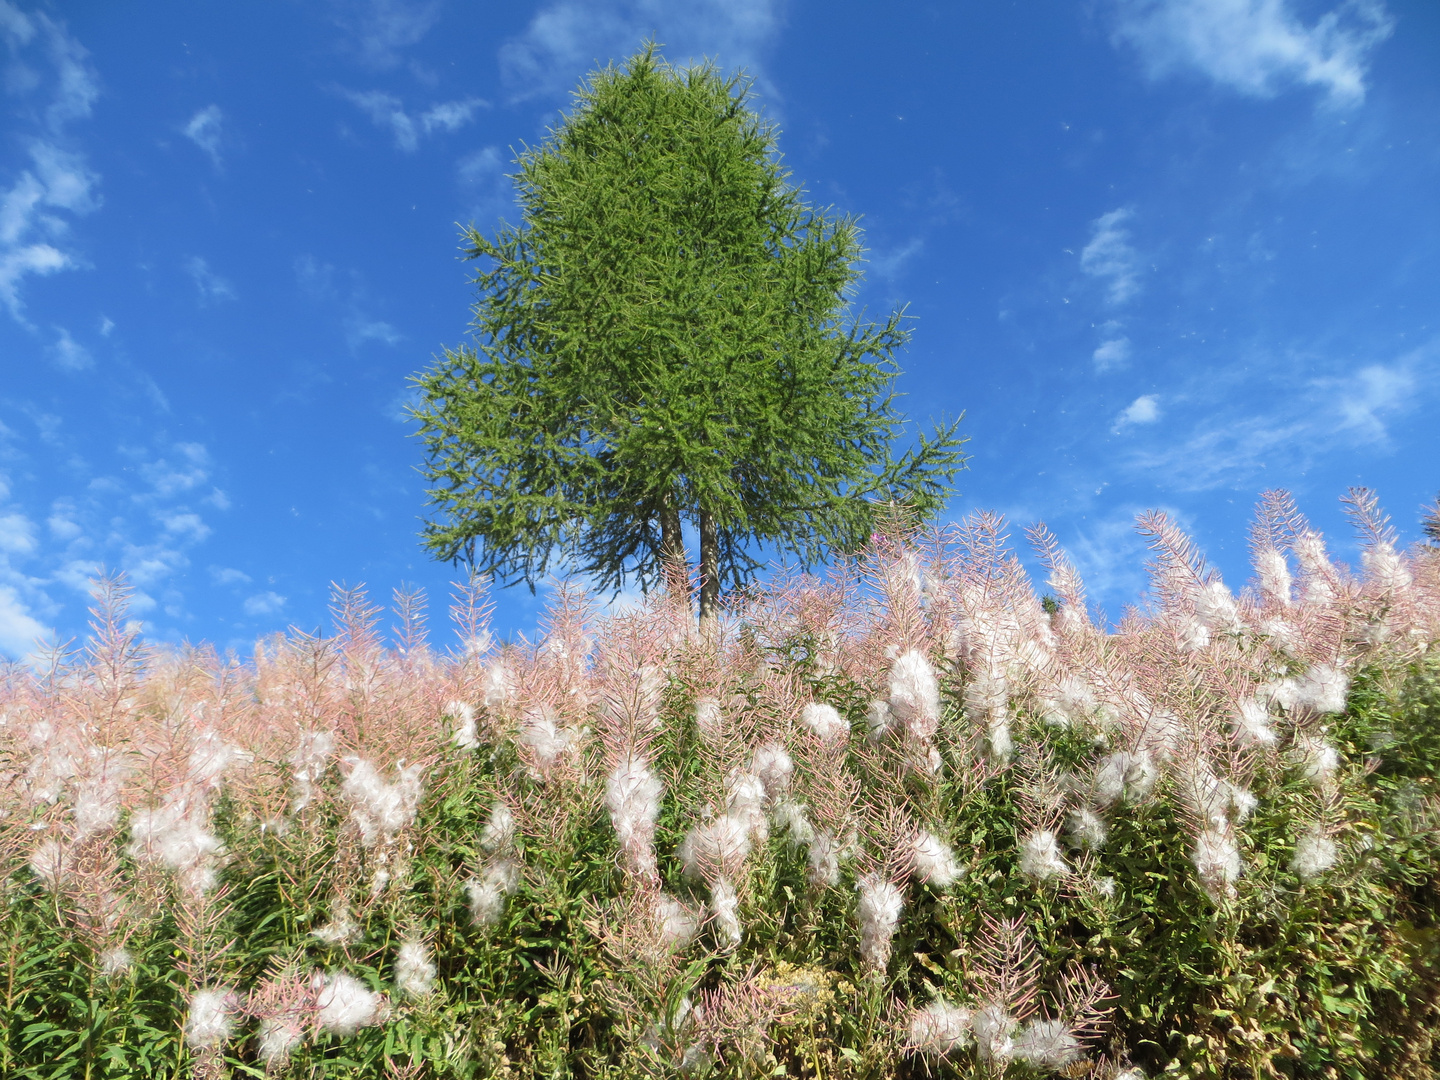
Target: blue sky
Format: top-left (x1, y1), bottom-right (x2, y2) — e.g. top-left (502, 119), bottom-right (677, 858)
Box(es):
top-left (1, 0), bottom-right (1436, 657)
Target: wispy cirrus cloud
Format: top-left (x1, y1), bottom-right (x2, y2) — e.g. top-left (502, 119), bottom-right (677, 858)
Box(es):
top-left (330, 0), bottom-right (444, 71)
top-left (182, 105), bottom-right (225, 168)
top-left (500, 0), bottom-right (787, 102)
top-left (1081, 208), bottom-right (1142, 305)
top-left (338, 88), bottom-right (486, 152)
top-left (0, 3), bottom-right (100, 325)
top-left (1109, 0), bottom-right (1394, 107)
top-left (1123, 340), bottom-right (1436, 491)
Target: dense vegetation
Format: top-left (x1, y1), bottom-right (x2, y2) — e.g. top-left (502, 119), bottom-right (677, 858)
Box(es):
top-left (2, 488), bottom-right (1437, 1079)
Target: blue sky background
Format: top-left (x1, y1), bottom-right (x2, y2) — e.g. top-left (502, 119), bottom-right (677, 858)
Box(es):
top-left (1, 0), bottom-right (1436, 657)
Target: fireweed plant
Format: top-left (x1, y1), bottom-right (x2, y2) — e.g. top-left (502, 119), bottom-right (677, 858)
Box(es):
top-left (2, 488), bottom-right (1439, 1080)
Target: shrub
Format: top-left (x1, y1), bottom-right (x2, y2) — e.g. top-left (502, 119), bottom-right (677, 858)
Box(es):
top-left (1, 488), bottom-right (1438, 1079)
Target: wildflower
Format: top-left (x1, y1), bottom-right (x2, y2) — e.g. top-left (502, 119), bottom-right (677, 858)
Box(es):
top-left (1363, 543), bottom-right (1412, 592)
top-left (971, 1003), bottom-right (1017, 1066)
top-left (479, 800), bottom-right (515, 853)
top-left (1175, 615), bottom-right (1211, 652)
top-left (1091, 749), bottom-right (1157, 806)
top-left (518, 707), bottom-right (577, 775)
top-left (857, 873), bottom-right (904, 972)
top-left (1260, 617), bottom-right (1298, 653)
top-left (890, 649), bottom-right (940, 741)
top-left (187, 729), bottom-right (249, 791)
top-left (656, 892), bottom-right (700, 949)
top-left (29, 838), bottom-right (66, 887)
top-left (289, 729), bottom-right (335, 813)
top-left (127, 796), bottom-right (224, 894)
top-left (99, 947), bottom-right (133, 977)
top-left (1291, 825), bottom-right (1337, 881)
top-left (724, 770), bottom-right (769, 841)
top-left (709, 878), bottom-right (742, 950)
top-left (1294, 663), bottom-right (1348, 715)
top-left (1255, 546), bottom-right (1292, 606)
top-left (1066, 807), bottom-right (1108, 851)
top-left (800, 702), bottom-right (848, 742)
top-left (482, 661), bottom-right (514, 710)
top-left (694, 697), bottom-right (724, 737)
top-left (905, 999), bottom-right (973, 1056)
top-left (1194, 580), bottom-right (1243, 634)
top-left (185, 986), bottom-right (234, 1050)
top-left (911, 830), bottom-right (964, 888)
top-left (338, 757), bottom-right (424, 847)
top-left (807, 828), bottom-right (845, 887)
top-left (448, 700), bottom-right (479, 750)
top-left (865, 699), bottom-right (893, 739)
top-left (679, 814), bottom-right (752, 882)
top-left (1232, 697), bottom-right (1277, 746)
top-left (394, 940), bottom-right (436, 997)
top-left (1260, 677), bottom-right (1301, 710)
top-left (315, 971), bottom-right (383, 1036)
top-left (1013, 1018), bottom-right (1082, 1071)
top-left (311, 901), bottom-right (362, 945)
top-left (467, 860), bottom-right (520, 926)
top-left (1192, 827), bottom-right (1241, 901)
top-left (1019, 830), bottom-right (1071, 882)
top-left (1039, 675), bottom-right (1100, 728)
top-left (771, 799), bottom-right (815, 848)
top-left (1292, 733), bottom-right (1340, 786)
top-left (751, 741), bottom-right (793, 802)
top-left (606, 754), bottom-right (662, 879)
top-left (71, 749), bottom-right (127, 841)
top-left (257, 1018), bottom-right (305, 1066)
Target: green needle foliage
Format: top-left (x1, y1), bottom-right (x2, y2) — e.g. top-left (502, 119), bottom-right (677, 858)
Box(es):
top-left (411, 44), bottom-right (967, 618)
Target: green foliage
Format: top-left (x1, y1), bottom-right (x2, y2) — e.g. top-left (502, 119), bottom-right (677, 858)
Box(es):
top-left (4, 653), bottom-right (1440, 1078)
top-left (411, 44), bottom-right (966, 607)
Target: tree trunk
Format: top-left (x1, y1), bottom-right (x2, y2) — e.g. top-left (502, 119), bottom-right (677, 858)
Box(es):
top-left (659, 497), bottom-right (691, 608)
top-left (698, 504), bottom-right (719, 624)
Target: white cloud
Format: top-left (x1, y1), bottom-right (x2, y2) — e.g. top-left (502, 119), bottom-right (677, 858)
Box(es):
top-left (140, 443), bottom-right (211, 496)
top-left (1110, 0), bottom-right (1393, 106)
top-left (1080, 208), bottom-right (1141, 305)
top-left (0, 8), bottom-right (100, 323)
top-left (183, 105), bottom-right (224, 167)
top-left (345, 316), bottom-right (401, 349)
top-left (1124, 341), bottom-right (1434, 490)
top-left (210, 566), bottom-right (251, 586)
top-left (296, 254), bottom-right (402, 350)
top-left (158, 510), bottom-right (211, 542)
top-left (1093, 336), bottom-right (1132, 371)
top-left (869, 237), bottom-right (924, 282)
top-left (500, 0), bottom-right (786, 102)
top-left (48, 325), bottom-right (91, 370)
top-left (340, 89), bottom-right (484, 152)
top-left (184, 256), bottom-right (236, 304)
top-left (1116, 394), bottom-right (1162, 428)
top-left (243, 590), bottom-right (287, 617)
top-left (332, 0), bottom-right (443, 70)
top-left (0, 511), bottom-right (37, 555)
top-left (0, 583), bottom-right (49, 658)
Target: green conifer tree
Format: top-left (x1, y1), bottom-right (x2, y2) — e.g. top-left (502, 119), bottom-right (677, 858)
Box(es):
top-left (412, 44), bottom-right (967, 619)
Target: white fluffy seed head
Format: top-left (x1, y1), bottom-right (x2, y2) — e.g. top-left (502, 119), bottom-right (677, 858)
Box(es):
top-left (906, 999), bottom-right (973, 1056)
top-left (865, 699), bottom-right (893, 740)
top-left (656, 893), bottom-right (700, 950)
top-left (467, 860), bottom-right (520, 926)
top-left (315, 971), bottom-right (382, 1036)
top-left (1192, 828), bottom-right (1241, 901)
top-left (338, 758), bottom-right (424, 847)
top-left (911, 830), bottom-right (963, 888)
top-left (971, 1003), bottom-right (1017, 1065)
top-left (800, 702), bottom-right (848, 742)
top-left (448, 700), bottom-right (479, 750)
top-left (1019, 830), bottom-right (1071, 883)
top-left (1013, 1018), bottom-right (1082, 1071)
top-left (394, 940), bottom-right (435, 998)
top-left (857, 873), bottom-right (904, 972)
top-left (1291, 825), bottom-right (1337, 881)
top-left (479, 800), bottom-right (515, 854)
top-left (1294, 664), bottom-right (1349, 715)
top-left (1091, 749), bottom-right (1158, 806)
top-left (694, 697), bottom-right (724, 738)
top-left (751, 741), bottom-right (794, 802)
top-left (99, 947), bottom-right (133, 977)
top-left (771, 799), bottom-right (815, 849)
top-left (1293, 733), bottom-right (1340, 786)
top-left (709, 878), bottom-right (742, 951)
top-left (679, 814), bottom-right (752, 883)
top-left (1066, 807), bottom-right (1109, 851)
top-left (807, 828), bottom-right (844, 887)
top-left (257, 1018), bottom-right (304, 1065)
top-left (185, 987), bottom-right (234, 1050)
top-left (1255, 546), bottom-right (1293, 606)
top-left (1195, 580), bottom-right (1244, 634)
top-left (1233, 697), bottom-right (1277, 746)
top-left (889, 649), bottom-right (940, 740)
top-left (606, 755), bottom-right (663, 878)
top-left (482, 662), bottom-right (514, 710)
